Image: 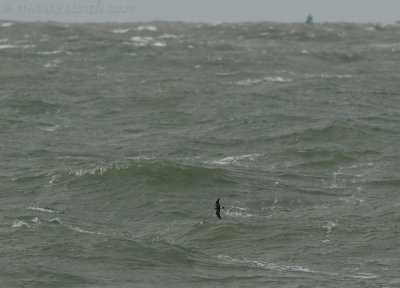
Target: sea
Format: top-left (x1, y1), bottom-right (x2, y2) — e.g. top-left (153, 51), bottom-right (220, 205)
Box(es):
top-left (1, 20), bottom-right (399, 287)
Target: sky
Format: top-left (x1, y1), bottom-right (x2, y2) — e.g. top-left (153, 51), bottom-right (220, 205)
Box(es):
top-left (1, 0), bottom-right (400, 23)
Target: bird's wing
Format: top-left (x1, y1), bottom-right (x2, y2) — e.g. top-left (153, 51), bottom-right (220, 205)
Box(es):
top-left (216, 209), bottom-right (221, 219)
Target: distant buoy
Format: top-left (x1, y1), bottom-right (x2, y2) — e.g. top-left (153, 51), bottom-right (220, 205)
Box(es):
top-left (306, 14), bottom-right (314, 25)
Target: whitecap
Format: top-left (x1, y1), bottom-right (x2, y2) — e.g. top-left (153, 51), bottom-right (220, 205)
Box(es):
top-left (38, 50), bottom-right (62, 55)
top-left (322, 221), bottom-right (337, 234)
top-left (112, 28), bottom-right (130, 34)
top-left (152, 41), bottom-right (166, 47)
top-left (0, 22), bottom-right (14, 28)
top-left (137, 25), bottom-right (157, 32)
top-left (68, 35), bottom-right (79, 41)
top-left (159, 34), bottom-right (178, 39)
top-left (350, 272), bottom-right (378, 279)
top-left (213, 154), bottom-right (261, 165)
top-left (320, 74), bottom-right (353, 79)
top-left (44, 58), bottom-right (62, 68)
top-left (73, 166), bottom-right (109, 176)
top-left (217, 255), bottom-right (315, 273)
top-left (72, 227), bottom-right (95, 234)
top-left (32, 217), bottom-right (41, 224)
top-left (27, 206), bottom-right (55, 213)
top-left (0, 38), bottom-right (8, 43)
top-left (237, 78), bottom-right (263, 86)
top-left (225, 207), bottom-right (254, 218)
top-left (69, 225), bottom-right (102, 235)
top-left (216, 72), bottom-right (239, 76)
top-left (130, 36), bottom-right (154, 46)
top-left (128, 156), bottom-right (155, 161)
top-left (210, 21), bottom-right (223, 27)
top-left (0, 45), bottom-right (16, 49)
top-left (43, 124), bottom-right (61, 132)
top-left (49, 218), bottom-right (62, 224)
top-left (12, 220), bottom-right (30, 228)
top-left (264, 76), bottom-right (292, 83)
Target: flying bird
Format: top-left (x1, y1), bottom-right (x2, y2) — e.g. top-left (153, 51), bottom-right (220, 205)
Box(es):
top-left (215, 198), bottom-right (224, 219)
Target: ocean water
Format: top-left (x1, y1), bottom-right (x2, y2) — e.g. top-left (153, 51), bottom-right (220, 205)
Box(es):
top-left (1, 21), bottom-right (400, 287)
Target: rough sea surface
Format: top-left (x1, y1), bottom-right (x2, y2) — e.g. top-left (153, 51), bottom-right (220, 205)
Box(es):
top-left (1, 21), bottom-right (400, 287)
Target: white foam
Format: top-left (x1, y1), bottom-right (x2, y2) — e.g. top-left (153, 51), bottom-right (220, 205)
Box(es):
top-left (237, 78), bottom-right (263, 86)
top-left (112, 28), bottom-right (130, 34)
top-left (50, 218), bottom-right (62, 224)
top-left (73, 166), bottom-right (109, 176)
top-left (0, 38), bottom-right (8, 43)
top-left (350, 272), bottom-right (378, 279)
top-left (131, 36), bottom-right (153, 42)
top-left (365, 26), bottom-right (376, 32)
top-left (128, 156), bottom-right (155, 161)
top-left (44, 58), bottom-right (62, 68)
top-left (73, 227), bottom-right (95, 234)
top-left (68, 35), bottom-right (79, 41)
top-left (0, 22), bottom-right (14, 28)
top-left (217, 255), bottom-right (315, 273)
top-left (225, 207), bottom-right (254, 218)
top-left (27, 206), bottom-right (55, 213)
top-left (49, 175), bottom-right (57, 184)
top-left (12, 220), bottom-right (30, 228)
top-left (32, 217), bottom-right (41, 224)
top-left (216, 72), bottom-right (239, 76)
top-left (137, 25), bottom-right (157, 32)
top-left (159, 34), bottom-right (178, 39)
top-left (213, 154), bottom-right (261, 165)
top-left (210, 21), bottom-right (223, 27)
top-left (152, 41), bottom-right (166, 47)
top-left (320, 74), bottom-right (353, 79)
top-left (237, 77), bottom-right (291, 86)
top-left (264, 76), bottom-right (292, 83)
top-left (43, 124), bottom-right (61, 132)
top-left (38, 50), bottom-right (62, 55)
top-left (0, 45), bottom-right (16, 49)
top-left (130, 36), bottom-right (154, 46)
top-left (322, 221), bottom-right (337, 234)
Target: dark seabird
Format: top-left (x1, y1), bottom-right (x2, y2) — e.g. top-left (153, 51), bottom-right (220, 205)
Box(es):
top-left (215, 198), bottom-right (224, 219)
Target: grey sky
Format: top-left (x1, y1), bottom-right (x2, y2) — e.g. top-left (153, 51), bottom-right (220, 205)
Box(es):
top-left (1, 0), bottom-right (399, 23)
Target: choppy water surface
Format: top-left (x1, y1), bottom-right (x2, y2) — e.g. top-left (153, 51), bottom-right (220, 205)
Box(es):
top-left (1, 21), bottom-right (400, 287)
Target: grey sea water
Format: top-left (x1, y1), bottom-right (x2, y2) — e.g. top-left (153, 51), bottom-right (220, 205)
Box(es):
top-left (1, 21), bottom-right (400, 287)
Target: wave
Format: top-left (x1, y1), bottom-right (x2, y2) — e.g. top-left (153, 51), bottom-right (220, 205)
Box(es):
top-left (0, 44), bottom-right (35, 49)
top-left (0, 22), bottom-right (14, 28)
top-left (66, 158), bottom-right (235, 187)
top-left (236, 76), bottom-right (291, 86)
top-left (27, 206), bottom-right (56, 213)
top-left (212, 154), bottom-right (262, 166)
top-left (111, 28), bottom-right (130, 34)
top-left (136, 25), bottom-right (157, 32)
top-left (38, 50), bottom-right (62, 55)
top-left (129, 36), bottom-right (166, 47)
top-left (217, 254), bottom-right (315, 273)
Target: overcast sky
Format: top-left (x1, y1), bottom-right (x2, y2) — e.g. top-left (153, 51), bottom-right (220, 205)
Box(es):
top-left (1, 0), bottom-right (400, 23)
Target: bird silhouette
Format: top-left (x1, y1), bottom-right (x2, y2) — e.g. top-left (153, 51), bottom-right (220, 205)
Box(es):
top-left (215, 198), bottom-right (224, 219)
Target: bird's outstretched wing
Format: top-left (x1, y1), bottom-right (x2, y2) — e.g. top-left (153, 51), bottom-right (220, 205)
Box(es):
top-left (216, 209), bottom-right (221, 219)
top-left (215, 198), bottom-right (222, 219)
